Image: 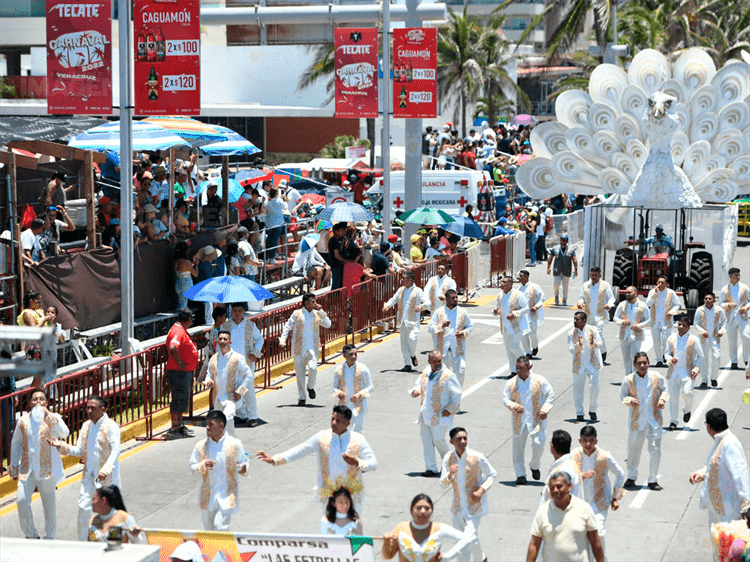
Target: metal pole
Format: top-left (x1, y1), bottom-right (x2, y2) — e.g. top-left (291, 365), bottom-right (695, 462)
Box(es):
top-left (402, 0), bottom-right (422, 255)
top-left (381, 0), bottom-right (391, 236)
top-left (119, 0), bottom-right (134, 356)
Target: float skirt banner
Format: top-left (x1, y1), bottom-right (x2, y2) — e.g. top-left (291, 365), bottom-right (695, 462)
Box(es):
top-left (392, 27), bottom-right (437, 119)
top-left (334, 28), bottom-right (378, 118)
top-left (144, 530), bottom-right (375, 562)
top-left (46, 0), bottom-right (112, 114)
top-left (134, 0), bottom-right (200, 115)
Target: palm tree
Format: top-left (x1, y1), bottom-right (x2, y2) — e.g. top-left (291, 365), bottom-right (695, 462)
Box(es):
top-left (478, 16), bottom-right (530, 125)
top-left (494, 0), bottom-right (612, 60)
top-left (437, 6), bottom-right (485, 137)
top-left (297, 43), bottom-right (377, 166)
top-left (689, 0), bottom-right (750, 65)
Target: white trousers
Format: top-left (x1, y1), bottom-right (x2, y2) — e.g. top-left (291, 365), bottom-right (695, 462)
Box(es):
top-left (452, 512), bottom-right (484, 562)
top-left (573, 368), bottom-right (599, 416)
top-left (400, 324), bottom-right (420, 365)
top-left (443, 350), bottom-right (466, 389)
top-left (700, 338), bottom-right (721, 383)
top-left (504, 332), bottom-right (525, 374)
top-left (77, 473), bottom-right (98, 541)
top-left (620, 338), bottom-right (642, 375)
top-left (235, 363), bottom-right (259, 421)
top-left (589, 320), bottom-right (607, 355)
top-left (726, 318), bottom-right (750, 364)
top-left (16, 473), bottom-right (57, 539)
top-left (350, 411), bottom-right (365, 432)
top-left (294, 349), bottom-right (318, 401)
top-left (512, 425), bottom-right (546, 478)
top-left (668, 373), bottom-right (694, 423)
top-left (521, 324), bottom-right (539, 356)
top-left (553, 275), bottom-right (570, 301)
top-left (419, 419), bottom-right (450, 472)
top-left (626, 425), bottom-right (662, 483)
top-left (587, 511), bottom-right (609, 562)
top-left (201, 506), bottom-right (232, 531)
top-left (216, 398), bottom-right (238, 437)
top-left (652, 324), bottom-right (670, 362)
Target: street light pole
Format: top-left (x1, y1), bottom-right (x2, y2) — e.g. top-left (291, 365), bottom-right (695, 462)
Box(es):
top-left (382, 0), bottom-right (391, 236)
top-left (118, 0), bottom-right (134, 356)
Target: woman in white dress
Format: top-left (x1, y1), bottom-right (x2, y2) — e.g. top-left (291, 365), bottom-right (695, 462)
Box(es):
top-left (320, 487), bottom-right (363, 536)
top-left (382, 494), bottom-right (473, 562)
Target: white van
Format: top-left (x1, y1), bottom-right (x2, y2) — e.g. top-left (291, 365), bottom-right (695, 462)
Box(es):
top-left (377, 169), bottom-right (496, 232)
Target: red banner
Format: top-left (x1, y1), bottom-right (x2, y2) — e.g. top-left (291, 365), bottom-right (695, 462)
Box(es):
top-left (46, 0), bottom-right (112, 115)
top-left (392, 27), bottom-right (437, 119)
top-left (334, 28), bottom-right (378, 118)
top-left (134, 0), bottom-right (200, 116)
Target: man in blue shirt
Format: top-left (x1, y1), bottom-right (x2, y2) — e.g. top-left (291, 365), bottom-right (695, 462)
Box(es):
top-left (494, 217), bottom-right (516, 237)
top-left (370, 242), bottom-right (393, 276)
top-left (644, 224), bottom-right (674, 255)
top-left (100, 150), bottom-right (121, 201)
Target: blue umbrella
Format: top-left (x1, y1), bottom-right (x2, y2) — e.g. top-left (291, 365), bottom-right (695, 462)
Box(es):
top-left (200, 125), bottom-right (262, 156)
top-left (184, 276), bottom-right (273, 303)
top-left (444, 215), bottom-right (485, 239)
top-left (300, 234), bottom-right (320, 252)
top-left (317, 202), bottom-right (374, 223)
top-left (67, 120), bottom-right (190, 153)
top-left (196, 178), bottom-right (245, 204)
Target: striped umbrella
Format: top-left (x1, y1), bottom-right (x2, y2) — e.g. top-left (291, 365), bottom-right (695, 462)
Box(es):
top-left (399, 206), bottom-right (455, 225)
top-left (141, 116), bottom-right (226, 141)
top-left (200, 125), bottom-right (261, 156)
top-left (67, 121), bottom-right (190, 153)
top-left (196, 178), bottom-right (245, 204)
top-left (317, 202), bottom-right (374, 223)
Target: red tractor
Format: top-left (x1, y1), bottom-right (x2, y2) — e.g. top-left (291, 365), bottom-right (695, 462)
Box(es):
top-left (611, 209), bottom-right (712, 320)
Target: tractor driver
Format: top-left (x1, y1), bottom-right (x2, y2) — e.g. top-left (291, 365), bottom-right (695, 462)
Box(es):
top-left (643, 224), bottom-right (674, 256)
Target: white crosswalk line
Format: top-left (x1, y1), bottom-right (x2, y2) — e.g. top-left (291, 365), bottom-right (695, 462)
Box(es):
top-left (628, 474), bottom-right (662, 509)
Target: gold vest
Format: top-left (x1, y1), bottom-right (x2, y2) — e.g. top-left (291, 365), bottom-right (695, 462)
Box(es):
top-left (625, 373), bottom-right (663, 430)
top-left (435, 307), bottom-right (468, 356)
top-left (570, 325), bottom-right (601, 374)
top-left (572, 448), bottom-right (610, 512)
top-left (649, 288), bottom-right (677, 326)
top-left (695, 306), bottom-right (722, 339)
top-left (79, 419), bottom-right (114, 485)
top-left (209, 352), bottom-right (240, 396)
top-left (291, 309), bottom-right (322, 356)
top-left (722, 285), bottom-right (749, 321)
top-left (197, 437), bottom-right (240, 510)
top-left (318, 430), bottom-right (364, 503)
top-left (497, 290), bottom-right (521, 335)
top-left (707, 435), bottom-right (727, 515)
top-left (334, 363), bottom-right (368, 415)
top-left (666, 334), bottom-right (699, 379)
top-left (445, 451), bottom-right (483, 515)
top-left (397, 286), bottom-right (421, 325)
top-left (15, 414), bottom-right (53, 481)
top-left (509, 375), bottom-right (542, 435)
top-left (583, 281), bottom-right (608, 319)
top-left (420, 368), bottom-right (454, 426)
top-left (617, 301), bottom-right (646, 341)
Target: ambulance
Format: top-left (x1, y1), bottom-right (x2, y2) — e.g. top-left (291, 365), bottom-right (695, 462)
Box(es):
top-left (378, 169), bottom-right (496, 236)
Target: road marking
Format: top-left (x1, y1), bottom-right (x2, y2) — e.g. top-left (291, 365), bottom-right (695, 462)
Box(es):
top-left (628, 474), bottom-right (662, 509)
top-left (464, 323), bottom-right (573, 399)
top-left (676, 362), bottom-right (733, 441)
top-left (0, 440), bottom-right (157, 517)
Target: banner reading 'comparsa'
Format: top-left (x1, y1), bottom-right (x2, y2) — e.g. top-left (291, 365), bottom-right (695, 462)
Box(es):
top-left (145, 529), bottom-right (375, 562)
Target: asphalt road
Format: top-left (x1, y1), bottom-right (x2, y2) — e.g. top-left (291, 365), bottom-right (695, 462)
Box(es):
top-left (2, 242), bottom-right (749, 562)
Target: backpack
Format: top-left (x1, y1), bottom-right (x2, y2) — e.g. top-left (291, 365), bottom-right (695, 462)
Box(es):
top-left (543, 214), bottom-right (553, 234)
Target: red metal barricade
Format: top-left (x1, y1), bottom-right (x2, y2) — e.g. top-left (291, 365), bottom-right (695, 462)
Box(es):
top-left (318, 288), bottom-right (349, 363)
top-left (450, 252), bottom-right (469, 295)
top-left (257, 301), bottom-right (300, 386)
top-left (489, 235), bottom-right (508, 287)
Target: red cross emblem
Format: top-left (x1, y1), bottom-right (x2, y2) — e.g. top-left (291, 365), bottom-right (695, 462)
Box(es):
top-left (457, 196), bottom-right (468, 207)
top-left (393, 197), bottom-right (404, 208)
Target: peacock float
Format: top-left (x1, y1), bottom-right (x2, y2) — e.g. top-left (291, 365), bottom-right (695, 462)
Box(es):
top-left (517, 48), bottom-right (750, 208)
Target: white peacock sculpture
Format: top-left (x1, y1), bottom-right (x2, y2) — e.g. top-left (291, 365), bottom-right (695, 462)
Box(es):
top-left (517, 48), bottom-right (750, 208)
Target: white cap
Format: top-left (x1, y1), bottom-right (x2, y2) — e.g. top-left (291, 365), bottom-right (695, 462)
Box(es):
top-left (278, 179), bottom-right (288, 188)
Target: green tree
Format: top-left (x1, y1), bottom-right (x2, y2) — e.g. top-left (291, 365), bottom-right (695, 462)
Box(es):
top-left (0, 77), bottom-right (16, 99)
top-left (320, 135), bottom-right (370, 159)
top-left (437, 6), bottom-right (485, 138)
top-left (477, 17), bottom-right (530, 125)
top-left (494, 0), bottom-right (612, 60)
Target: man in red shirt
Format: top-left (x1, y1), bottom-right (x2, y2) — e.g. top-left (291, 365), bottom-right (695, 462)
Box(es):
top-left (166, 308), bottom-right (199, 439)
top-left (352, 174), bottom-right (367, 205)
top-left (464, 142), bottom-right (477, 170)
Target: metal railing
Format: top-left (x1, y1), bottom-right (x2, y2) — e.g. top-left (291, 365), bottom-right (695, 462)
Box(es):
top-left (0, 250), bottom-right (487, 476)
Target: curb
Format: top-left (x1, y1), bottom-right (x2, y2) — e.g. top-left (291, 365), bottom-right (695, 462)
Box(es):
top-left (0, 324), bottom-right (385, 502)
